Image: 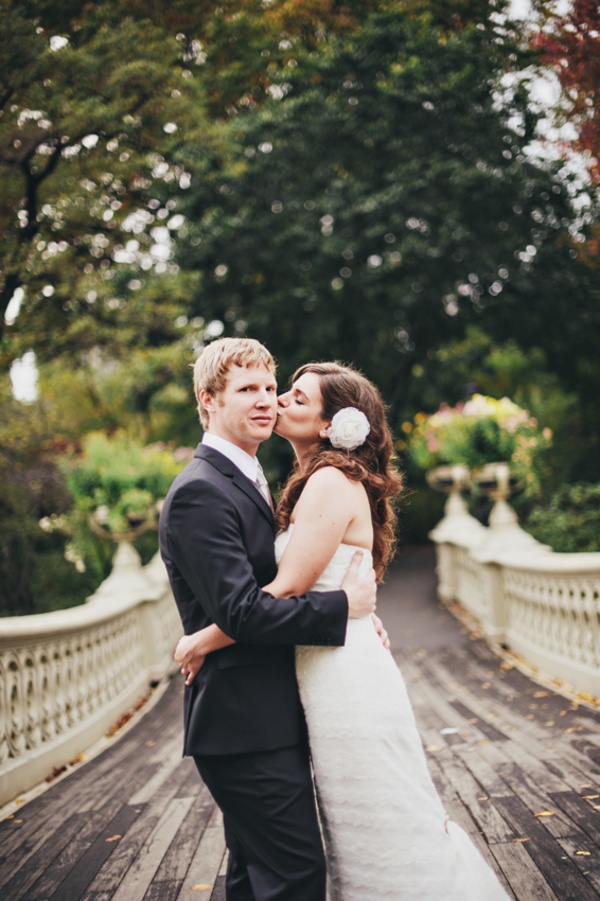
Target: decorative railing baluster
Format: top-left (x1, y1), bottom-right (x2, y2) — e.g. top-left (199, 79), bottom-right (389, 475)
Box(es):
top-left (0, 548), bottom-right (180, 808)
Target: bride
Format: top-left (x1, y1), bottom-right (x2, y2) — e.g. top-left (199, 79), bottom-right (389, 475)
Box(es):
top-left (175, 361), bottom-right (509, 900)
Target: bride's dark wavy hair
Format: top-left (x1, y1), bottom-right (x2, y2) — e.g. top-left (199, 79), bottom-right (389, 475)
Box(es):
top-left (276, 362), bottom-right (403, 580)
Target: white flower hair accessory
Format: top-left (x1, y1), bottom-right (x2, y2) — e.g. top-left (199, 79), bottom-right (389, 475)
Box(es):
top-left (326, 407), bottom-right (371, 451)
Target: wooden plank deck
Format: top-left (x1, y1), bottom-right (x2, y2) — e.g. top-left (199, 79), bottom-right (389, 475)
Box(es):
top-left (2, 544), bottom-right (600, 900)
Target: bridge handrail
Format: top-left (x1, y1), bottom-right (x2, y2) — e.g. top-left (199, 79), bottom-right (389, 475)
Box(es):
top-left (0, 543), bottom-right (181, 809)
top-left (430, 491), bottom-right (600, 702)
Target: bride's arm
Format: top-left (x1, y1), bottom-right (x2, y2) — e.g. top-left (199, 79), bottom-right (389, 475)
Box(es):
top-left (264, 467), bottom-right (362, 598)
top-left (177, 468), bottom-right (365, 684)
top-left (176, 582), bottom-right (387, 687)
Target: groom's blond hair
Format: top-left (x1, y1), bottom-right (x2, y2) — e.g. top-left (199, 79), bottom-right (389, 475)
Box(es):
top-left (193, 337), bottom-right (276, 428)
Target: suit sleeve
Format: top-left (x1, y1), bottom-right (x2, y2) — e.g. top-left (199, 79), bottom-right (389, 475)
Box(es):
top-left (164, 478), bottom-right (348, 647)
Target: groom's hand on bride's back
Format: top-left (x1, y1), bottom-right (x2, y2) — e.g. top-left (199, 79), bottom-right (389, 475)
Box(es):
top-left (342, 550), bottom-right (377, 619)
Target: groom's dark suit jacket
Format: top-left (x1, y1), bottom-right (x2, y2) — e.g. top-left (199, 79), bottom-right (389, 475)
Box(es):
top-left (159, 443), bottom-right (348, 757)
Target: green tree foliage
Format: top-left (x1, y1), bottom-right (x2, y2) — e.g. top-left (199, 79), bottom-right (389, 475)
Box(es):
top-left (2, 0), bottom-right (383, 375)
top-left (1, 0), bottom-right (386, 365)
top-left (176, 0), bottom-right (598, 463)
top-left (0, 383), bottom-right (106, 615)
top-left (0, 0), bottom-right (205, 359)
top-left (1, 0), bottom-right (599, 614)
top-left (413, 327), bottom-right (581, 487)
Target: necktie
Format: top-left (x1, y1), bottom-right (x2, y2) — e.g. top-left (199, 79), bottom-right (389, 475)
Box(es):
top-left (255, 464), bottom-right (273, 510)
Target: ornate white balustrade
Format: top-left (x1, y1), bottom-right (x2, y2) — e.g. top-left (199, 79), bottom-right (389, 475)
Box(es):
top-left (4, 491), bottom-right (599, 810)
top-left (430, 487), bottom-right (600, 698)
top-left (0, 543), bottom-right (181, 809)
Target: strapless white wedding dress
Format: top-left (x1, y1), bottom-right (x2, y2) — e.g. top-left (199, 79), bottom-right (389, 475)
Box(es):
top-left (275, 529), bottom-right (509, 901)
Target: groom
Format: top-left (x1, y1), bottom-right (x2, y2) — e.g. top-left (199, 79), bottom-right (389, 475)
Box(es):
top-left (159, 337), bottom-right (376, 901)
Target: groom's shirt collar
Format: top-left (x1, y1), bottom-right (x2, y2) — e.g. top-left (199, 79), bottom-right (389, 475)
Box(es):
top-left (202, 432), bottom-right (260, 483)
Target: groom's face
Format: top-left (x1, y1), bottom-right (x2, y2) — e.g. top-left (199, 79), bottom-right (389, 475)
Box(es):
top-left (202, 363), bottom-right (278, 455)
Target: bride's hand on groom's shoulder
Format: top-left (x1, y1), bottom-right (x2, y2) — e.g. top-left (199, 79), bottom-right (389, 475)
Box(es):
top-left (342, 550), bottom-right (377, 619)
top-left (174, 634), bottom-right (206, 686)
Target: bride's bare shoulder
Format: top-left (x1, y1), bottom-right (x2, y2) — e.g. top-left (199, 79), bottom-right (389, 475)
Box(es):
top-left (306, 465), bottom-right (358, 489)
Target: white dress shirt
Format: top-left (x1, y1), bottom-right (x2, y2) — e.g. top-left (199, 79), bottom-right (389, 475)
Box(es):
top-left (202, 433), bottom-right (266, 496)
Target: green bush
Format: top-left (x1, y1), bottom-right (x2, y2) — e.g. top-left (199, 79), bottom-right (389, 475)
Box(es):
top-left (525, 483), bottom-right (600, 553)
top-left (29, 534), bottom-right (112, 613)
top-left (61, 430), bottom-right (188, 530)
top-left (53, 430), bottom-right (189, 585)
top-left (0, 445), bottom-right (80, 616)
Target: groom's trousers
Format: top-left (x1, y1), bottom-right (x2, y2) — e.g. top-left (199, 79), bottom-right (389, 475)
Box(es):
top-left (194, 743), bottom-right (326, 901)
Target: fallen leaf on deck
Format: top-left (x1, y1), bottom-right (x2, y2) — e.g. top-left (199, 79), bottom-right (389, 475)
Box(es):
top-left (145, 741), bottom-right (155, 747)
top-left (575, 851), bottom-right (591, 856)
top-left (533, 691), bottom-right (549, 698)
top-left (425, 745), bottom-right (444, 753)
top-left (583, 795), bottom-right (600, 800)
top-left (500, 661), bottom-right (515, 671)
top-left (69, 754), bottom-right (86, 766)
top-left (512, 838), bottom-right (530, 843)
top-left (105, 835), bottom-right (122, 842)
top-left (106, 714), bottom-right (133, 737)
top-left (191, 885), bottom-right (214, 891)
top-left (534, 811), bottom-right (555, 818)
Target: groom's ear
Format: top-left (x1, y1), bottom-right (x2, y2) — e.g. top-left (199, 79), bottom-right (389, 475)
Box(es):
top-left (199, 389), bottom-right (216, 418)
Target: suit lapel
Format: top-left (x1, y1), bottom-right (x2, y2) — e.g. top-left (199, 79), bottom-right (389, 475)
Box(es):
top-left (196, 443), bottom-right (275, 526)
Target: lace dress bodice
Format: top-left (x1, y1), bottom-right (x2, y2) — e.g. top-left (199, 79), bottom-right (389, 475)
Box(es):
top-left (275, 528), bottom-right (509, 901)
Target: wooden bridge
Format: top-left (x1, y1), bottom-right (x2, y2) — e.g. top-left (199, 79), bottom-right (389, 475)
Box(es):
top-left (1, 546), bottom-right (600, 900)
